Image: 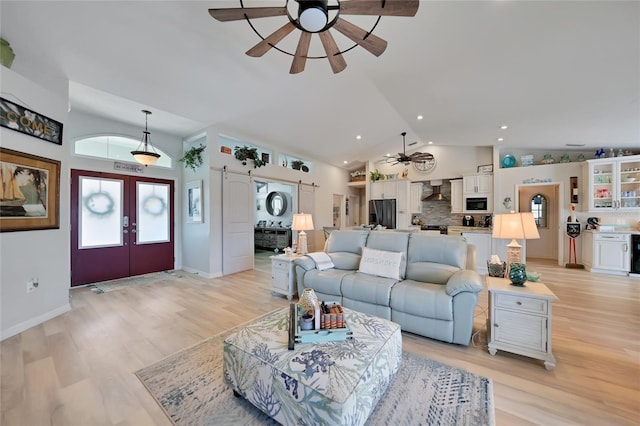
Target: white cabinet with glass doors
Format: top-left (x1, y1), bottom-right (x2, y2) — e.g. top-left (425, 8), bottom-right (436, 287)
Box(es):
top-left (583, 155), bottom-right (640, 212)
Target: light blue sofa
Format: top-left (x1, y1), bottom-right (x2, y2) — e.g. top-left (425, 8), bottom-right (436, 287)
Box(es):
top-left (294, 230), bottom-right (483, 345)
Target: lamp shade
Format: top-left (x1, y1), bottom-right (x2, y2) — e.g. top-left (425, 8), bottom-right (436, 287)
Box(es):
top-left (492, 212), bottom-right (540, 240)
top-left (292, 213), bottom-right (314, 231)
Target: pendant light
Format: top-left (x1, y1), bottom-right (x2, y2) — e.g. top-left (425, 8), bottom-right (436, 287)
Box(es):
top-left (131, 109), bottom-right (160, 166)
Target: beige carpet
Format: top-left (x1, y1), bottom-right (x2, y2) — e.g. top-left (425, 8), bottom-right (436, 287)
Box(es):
top-left (136, 321), bottom-right (495, 426)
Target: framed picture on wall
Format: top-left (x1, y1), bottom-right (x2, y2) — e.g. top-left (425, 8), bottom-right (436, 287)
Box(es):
top-left (186, 180), bottom-right (203, 223)
top-left (0, 147), bottom-right (61, 232)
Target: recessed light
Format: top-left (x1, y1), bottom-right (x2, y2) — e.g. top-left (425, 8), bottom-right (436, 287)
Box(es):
top-left (385, 153), bottom-right (391, 157)
top-left (497, 137), bottom-right (504, 142)
top-left (417, 115), bottom-right (423, 120)
top-left (356, 135), bottom-right (362, 140)
top-left (428, 141), bottom-right (433, 145)
top-left (343, 160), bottom-right (348, 164)
top-left (500, 125), bottom-right (508, 130)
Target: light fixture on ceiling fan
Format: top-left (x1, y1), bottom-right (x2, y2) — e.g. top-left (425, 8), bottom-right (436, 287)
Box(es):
top-left (208, 0), bottom-right (419, 74)
top-left (386, 131), bottom-right (436, 173)
top-left (131, 110), bottom-right (161, 166)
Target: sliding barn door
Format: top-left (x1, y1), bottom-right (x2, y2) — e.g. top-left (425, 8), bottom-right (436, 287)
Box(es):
top-left (222, 171), bottom-right (254, 274)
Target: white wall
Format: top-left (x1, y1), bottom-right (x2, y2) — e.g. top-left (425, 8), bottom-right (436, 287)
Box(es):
top-left (67, 110), bottom-right (185, 269)
top-left (199, 125), bottom-right (352, 277)
top-left (0, 68), bottom-right (71, 340)
top-left (494, 161), bottom-right (639, 265)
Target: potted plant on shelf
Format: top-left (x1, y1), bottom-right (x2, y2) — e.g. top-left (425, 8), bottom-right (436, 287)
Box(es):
top-left (370, 169), bottom-right (385, 181)
top-left (179, 144), bottom-right (206, 172)
top-left (291, 160), bottom-right (305, 170)
top-left (234, 145), bottom-right (266, 168)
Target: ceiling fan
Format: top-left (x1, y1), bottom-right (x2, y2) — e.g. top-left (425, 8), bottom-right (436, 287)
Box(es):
top-left (208, 0), bottom-right (419, 74)
top-left (386, 132), bottom-right (436, 172)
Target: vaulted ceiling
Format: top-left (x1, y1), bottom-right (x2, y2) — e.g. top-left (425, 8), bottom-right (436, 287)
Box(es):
top-left (1, 1), bottom-right (638, 169)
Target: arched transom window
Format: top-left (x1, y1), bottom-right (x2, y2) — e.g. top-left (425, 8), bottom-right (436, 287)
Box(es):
top-left (74, 135), bottom-right (172, 168)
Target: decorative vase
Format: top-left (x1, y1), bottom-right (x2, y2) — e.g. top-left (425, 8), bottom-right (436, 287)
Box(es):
top-left (1, 38), bottom-right (15, 69)
top-left (508, 263), bottom-right (527, 286)
top-left (299, 288), bottom-right (319, 309)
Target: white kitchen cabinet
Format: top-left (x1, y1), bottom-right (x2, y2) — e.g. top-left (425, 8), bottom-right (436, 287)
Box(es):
top-left (410, 182), bottom-right (423, 214)
top-left (583, 155), bottom-right (640, 212)
top-left (487, 276), bottom-right (558, 370)
top-left (582, 231), bottom-right (631, 275)
top-left (371, 180), bottom-right (398, 199)
top-left (462, 232), bottom-right (491, 273)
top-left (450, 179), bottom-right (463, 213)
top-left (396, 180), bottom-right (411, 229)
top-left (463, 174), bottom-right (493, 194)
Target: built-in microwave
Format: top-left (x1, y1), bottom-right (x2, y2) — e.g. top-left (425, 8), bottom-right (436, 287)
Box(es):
top-left (465, 197), bottom-right (488, 211)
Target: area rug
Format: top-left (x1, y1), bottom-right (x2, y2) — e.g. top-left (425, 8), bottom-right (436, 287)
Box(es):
top-left (89, 270), bottom-right (182, 294)
top-left (136, 325), bottom-right (495, 426)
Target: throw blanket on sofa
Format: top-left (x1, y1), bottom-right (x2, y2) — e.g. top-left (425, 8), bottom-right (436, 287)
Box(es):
top-left (307, 252), bottom-right (335, 271)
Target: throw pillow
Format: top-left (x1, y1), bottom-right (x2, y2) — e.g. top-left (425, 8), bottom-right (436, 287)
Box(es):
top-left (358, 247), bottom-right (403, 280)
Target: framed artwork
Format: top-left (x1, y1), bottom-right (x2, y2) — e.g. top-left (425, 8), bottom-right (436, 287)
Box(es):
top-left (477, 164), bottom-right (493, 173)
top-left (0, 147), bottom-right (60, 232)
top-left (0, 97), bottom-right (64, 145)
top-left (186, 180), bottom-right (203, 223)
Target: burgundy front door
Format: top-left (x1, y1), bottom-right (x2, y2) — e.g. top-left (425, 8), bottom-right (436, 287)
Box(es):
top-left (70, 169), bottom-right (174, 286)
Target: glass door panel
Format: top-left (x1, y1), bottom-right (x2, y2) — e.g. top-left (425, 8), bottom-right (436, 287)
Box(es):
top-left (79, 176), bottom-right (124, 248)
top-left (136, 182), bottom-right (170, 244)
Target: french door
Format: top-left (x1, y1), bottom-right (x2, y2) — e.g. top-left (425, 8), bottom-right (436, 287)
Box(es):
top-left (70, 169), bottom-right (174, 286)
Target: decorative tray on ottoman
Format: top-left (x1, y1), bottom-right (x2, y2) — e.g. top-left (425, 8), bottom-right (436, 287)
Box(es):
top-left (288, 302), bottom-right (353, 348)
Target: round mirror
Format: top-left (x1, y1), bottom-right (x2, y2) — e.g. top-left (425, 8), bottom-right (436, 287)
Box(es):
top-left (266, 191), bottom-right (287, 216)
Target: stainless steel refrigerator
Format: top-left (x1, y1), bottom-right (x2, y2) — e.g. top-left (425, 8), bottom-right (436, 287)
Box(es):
top-left (369, 199), bottom-right (396, 229)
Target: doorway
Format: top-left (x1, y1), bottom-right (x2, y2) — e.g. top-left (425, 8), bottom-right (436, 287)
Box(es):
top-left (518, 184), bottom-right (559, 261)
top-left (70, 169), bottom-right (174, 286)
top-left (346, 194), bottom-right (360, 227)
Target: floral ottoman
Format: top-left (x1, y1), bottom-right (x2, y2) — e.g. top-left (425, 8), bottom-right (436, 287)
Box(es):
top-left (223, 307), bottom-right (402, 425)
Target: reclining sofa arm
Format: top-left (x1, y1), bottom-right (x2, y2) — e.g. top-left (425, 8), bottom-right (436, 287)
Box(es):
top-left (294, 256), bottom-right (317, 297)
top-left (445, 269), bottom-right (483, 297)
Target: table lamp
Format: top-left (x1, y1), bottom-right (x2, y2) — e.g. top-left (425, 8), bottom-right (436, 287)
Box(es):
top-left (292, 213), bottom-right (314, 254)
top-left (492, 212), bottom-right (540, 284)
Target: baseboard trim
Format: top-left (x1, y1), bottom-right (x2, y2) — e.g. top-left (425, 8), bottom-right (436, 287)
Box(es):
top-left (181, 267), bottom-right (220, 279)
top-left (1, 303), bottom-right (71, 341)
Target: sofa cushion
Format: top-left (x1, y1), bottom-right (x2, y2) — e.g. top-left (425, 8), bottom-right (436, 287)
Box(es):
top-left (326, 230), bottom-right (369, 254)
top-left (358, 247), bottom-right (403, 280)
top-left (303, 269), bottom-right (355, 297)
top-left (365, 231), bottom-right (410, 279)
top-left (328, 252), bottom-right (362, 270)
top-left (341, 272), bottom-right (398, 306)
top-left (407, 234), bottom-right (467, 268)
top-left (405, 262), bottom-right (460, 285)
top-left (390, 280), bottom-right (453, 321)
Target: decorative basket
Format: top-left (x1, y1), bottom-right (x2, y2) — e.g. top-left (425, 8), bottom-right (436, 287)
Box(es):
top-left (487, 261), bottom-right (506, 278)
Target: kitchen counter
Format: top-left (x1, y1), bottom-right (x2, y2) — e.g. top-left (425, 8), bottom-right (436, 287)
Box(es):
top-left (447, 226), bottom-right (492, 236)
top-left (584, 229), bottom-right (640, 235)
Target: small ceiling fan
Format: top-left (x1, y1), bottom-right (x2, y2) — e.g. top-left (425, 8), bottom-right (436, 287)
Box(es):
top-left (208, 0), bottom-right (419, 74)
top-left (386, 132), bottom-right (436, 172)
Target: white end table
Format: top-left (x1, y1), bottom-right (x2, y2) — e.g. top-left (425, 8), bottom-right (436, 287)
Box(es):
top-left (270, 254), bottom-right (300, 300)
top-left (486, 276), bottom-right (558, 370)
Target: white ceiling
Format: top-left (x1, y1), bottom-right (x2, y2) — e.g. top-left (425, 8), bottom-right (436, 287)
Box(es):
top-left (1, 1), bottom-right (638, 169)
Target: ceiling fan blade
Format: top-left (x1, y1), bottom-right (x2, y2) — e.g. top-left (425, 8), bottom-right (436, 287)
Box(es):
top-left (340, 0), bottom-right (419, 17)
top-left (290, 32), bottom-right (312, 74)
top-left (208, 7), bottom-right (287, 22)
top-left (318, 31), bottom-right (347, 73)
top-left (246, 22), bottom-right (297, 57)
top-left (332, 18), bottom-right (387, 57)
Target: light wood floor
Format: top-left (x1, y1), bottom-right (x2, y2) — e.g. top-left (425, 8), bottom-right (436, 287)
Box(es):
top-left (1, 253), bottom-right (639, 425)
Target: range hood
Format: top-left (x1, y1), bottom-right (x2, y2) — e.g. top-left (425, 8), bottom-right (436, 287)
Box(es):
top-left (422, 179), bottom-right (449, 201)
